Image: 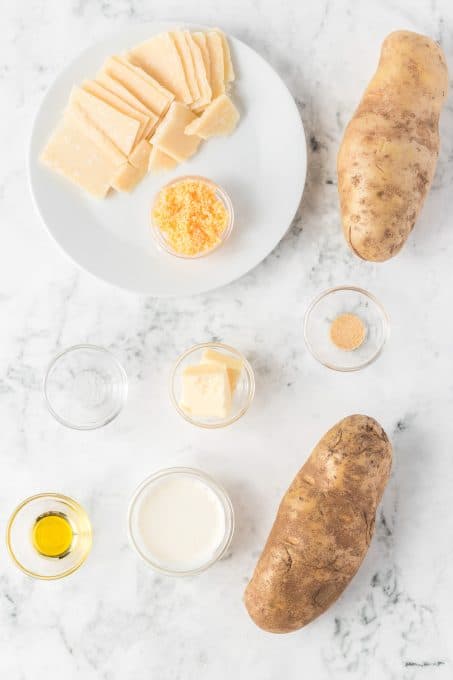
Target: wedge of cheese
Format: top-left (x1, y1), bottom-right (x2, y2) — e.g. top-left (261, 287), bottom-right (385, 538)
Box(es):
top-left (148, 146), bottom-right (178, 173)
top-left (170, 31), bottom-right (200, 104)
top-left (185, 31), bottom-right (211, 110)
top-left (112, 162), bottom-right (147, 192)
top-left (215, 29), bottom-right (235, 83)
top-left (70, 86), bottom-right (140, 156)
top-left (206, 31), bottom-right (225, 99)
top-left (82, 79), bottom-right (151, 144)
top-left (128, 33), bottom-right (192, 104)
top-left (41, 109), bottom-right (125, 198)
top-left (101, 57), bottom-right (170, 118)
top-left (181, 363), bottom-right (232, 419)
top-left (151, 102), bottom-right (201, 163)
top-left (128, 139), bottom-right (152, 170)
top-left (185, 94), bottom-right (239, 140)
top-left (192, 32), bottom-right (211, 87)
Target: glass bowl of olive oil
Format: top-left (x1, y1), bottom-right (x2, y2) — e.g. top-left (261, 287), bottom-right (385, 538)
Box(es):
top-left (6, 493), bottom-right (92, 579)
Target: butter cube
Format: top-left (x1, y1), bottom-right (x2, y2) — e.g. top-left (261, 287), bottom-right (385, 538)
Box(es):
top-left (181, 363), bottom-right (232, 419)
top-left (201, 349), bottom-right (242, 391)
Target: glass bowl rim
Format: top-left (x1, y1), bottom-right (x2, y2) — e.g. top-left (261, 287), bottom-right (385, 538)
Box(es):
top-left (303, 285), bottom-right (390, 372)
top-left (169, 342), bottom-right (255, 428)
top-left (150, 175), bottom-right (234, 260)
top-left (43, 343), bottom-right (128, 430)
top-left (6, 492), bottom-right (93, 580)
top-left (127, 466), bottom-right (235, 577)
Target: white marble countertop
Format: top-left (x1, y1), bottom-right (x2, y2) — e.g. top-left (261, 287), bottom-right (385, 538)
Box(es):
top-left (1, 1), bottom-right (453, 678)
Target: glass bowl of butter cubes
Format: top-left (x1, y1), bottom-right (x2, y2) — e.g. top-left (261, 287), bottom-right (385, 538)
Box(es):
top-left (170, 342), bottom-right (255, 428)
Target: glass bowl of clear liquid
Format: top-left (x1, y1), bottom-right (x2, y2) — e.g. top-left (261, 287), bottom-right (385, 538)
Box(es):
top-left (43, 345), bottom-right (128, 429)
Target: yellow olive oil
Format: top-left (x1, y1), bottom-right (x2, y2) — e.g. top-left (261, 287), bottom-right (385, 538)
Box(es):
top-left (32, 512), bottom-right (73, 558)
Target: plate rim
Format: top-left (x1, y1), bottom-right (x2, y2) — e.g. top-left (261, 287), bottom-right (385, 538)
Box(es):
top-left (28, 21), bottom-right (307, 297)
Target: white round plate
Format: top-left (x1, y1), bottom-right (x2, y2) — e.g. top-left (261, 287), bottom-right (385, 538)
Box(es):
top-left (29, 23), bottom-right (306, 296)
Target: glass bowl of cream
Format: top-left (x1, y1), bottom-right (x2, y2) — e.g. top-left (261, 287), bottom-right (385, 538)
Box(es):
top-left (170, 342), bottom-right (255, 428)
top-left (128, 467), bottom-right (235, 576)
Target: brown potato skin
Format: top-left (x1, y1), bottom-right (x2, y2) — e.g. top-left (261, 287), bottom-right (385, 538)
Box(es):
top-left (337, 31), bottom-right (448, 262)
top-left (243, 415), bottom-right (392, 633)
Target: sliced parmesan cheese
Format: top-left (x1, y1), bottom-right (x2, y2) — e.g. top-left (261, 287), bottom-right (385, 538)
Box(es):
top-left (114, 55), bottom-right (173, 116)
top-left (151, 102), bottom-right (201, 163)
top-left (95, 72), bottom-right (158, 140)
top-left (65, 104), bottom-right (126, 166)
top-left (101, 57), bottom-right (169, 118)
top-left (128, 33), bottom-right (192, 104)
top-left (185, 94), bottom-right (239, 139)
top-left (82, 79), bottom-right (150, 144)
top-left (170, 31), bottom-right (200, 104)
top-left (148, 146), bottom-right (178, 174)
top-left (40, 115), bottom-right (124, 198)
top-left (192, 32), bottom-right (211, 87)
top-left (185, 31), bottom-right (211, 110)
top-left (206, 31), bottom-right (225, 99)
top-left (111, 162), bottom-right (147, 192)
top-left (70, 86), bottom-right (140, 156)
top-left (214, 29), bottom-right (235, 83)
top-left (128, 139), bottom-right (152, 170)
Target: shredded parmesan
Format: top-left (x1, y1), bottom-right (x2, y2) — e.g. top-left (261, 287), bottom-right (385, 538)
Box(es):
top-left (152, 178), bottom-right (229, 256)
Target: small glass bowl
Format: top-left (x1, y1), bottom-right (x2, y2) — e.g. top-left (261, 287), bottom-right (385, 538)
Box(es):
top-left (151, 175), bottom-right (234, 259)
top-left (170, 342), bottom-right (255, 428)
top-left (43, 345), bottom-right (128, 430)
top-left (304, 286), bottom-right (389, 371)
top-left (128, 467), bottom-right (235, 576)
top-left (6, 493), bottom-right (92, 580)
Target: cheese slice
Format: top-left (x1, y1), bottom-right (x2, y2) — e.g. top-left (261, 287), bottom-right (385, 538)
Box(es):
top-left (112, 162), bottom-right (147, 192)
top-left (185, 94), bottom-right (239, 139)
top-left (170, 31), bottom-right (200, 104)
top-left (128, 139), bottom-right (152, 170)
top-left (206, 31), bottom-right (225, 99)
top-left (148, 145), bottom-right (178, 173)
top-left (95, 72), bottom-right (158, 140)
top-left (70, 86), bottom-right (140, 156)
top-left (201, 349), bottom-right (242, 391)
top-left (40, 113), bottom-right (124, 198)
top-left (151, 102), bottom-right (201, 163)
top-left (192, 32), bottom-right (211, 87)
top-left (181, 363), bottom-right (231, 419)
top-left (101, 57), bottom-right (170, 118)
top-left (114, 55), bottom-right (174, 116)
top-left (128, 33), bottom-right (192, 104)
top-left (82, 79), bottom-right (150, 144)
top-left (214, 29), bottom-right (235, 83)
top-left (185, 31), bottom-right (211, 110)
top-left (65, 105), bottom-right (126, 165)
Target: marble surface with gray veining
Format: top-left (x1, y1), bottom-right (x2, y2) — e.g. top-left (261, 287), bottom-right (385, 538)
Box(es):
top-left (1, 0), bottom-right (453, 678)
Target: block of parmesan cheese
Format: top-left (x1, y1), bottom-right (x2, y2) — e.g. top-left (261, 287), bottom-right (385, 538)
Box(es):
top-left (214, 29), bottom-right (235, 84)
top-left (82, 79), bottom-right (151, 144)
top-left (111, 162), bottom-right (147, 192)
top-left (181, 363), bottom-right (232, 419)
top-left (128, 139), bottom-right (152, 170)
top-left (185, 94), bottom-right (239, 139)
top-left (148, 146), bottom-right (178, 173)
top-left (114, 55), bottom-right (174, 116)
top-left (206, 31), bottom-right (225, 99)
top-left (40, 111), bottom-right (125, 198)
top-left (128, 33), bottom-right (192, 104)
top-left (70, 86), bottom-right (140, 156)
top-left (151, 102), bottom-right (201, 163)
top-left (170, 31), bottom-right (200, 104)
top-left (185, 31), bottom-right (211, 110)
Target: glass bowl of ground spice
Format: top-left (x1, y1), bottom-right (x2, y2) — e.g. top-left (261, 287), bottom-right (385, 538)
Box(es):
top-left (151, 176), bottom-right (234, 259)
top-left (304, 286), bottom-right (389, 371)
